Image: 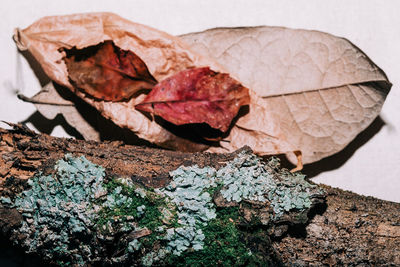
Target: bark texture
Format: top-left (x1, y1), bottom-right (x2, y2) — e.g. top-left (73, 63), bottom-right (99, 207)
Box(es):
top-left (0, 123), bottom-right (399, 266)
top-left (275, 185), bottom-right (400, 266)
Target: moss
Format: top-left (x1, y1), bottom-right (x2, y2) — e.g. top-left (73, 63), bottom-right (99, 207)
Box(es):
top-left (95, 178), bottom-right (166, 232)
top-left (164, 207), bottom-right (267, 267)
top-left (202, 183), bottom-right (223, 198)
top-left (94, 176), bottom-right (175, 262)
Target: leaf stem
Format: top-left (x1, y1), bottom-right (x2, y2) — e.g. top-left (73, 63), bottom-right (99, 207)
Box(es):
top-left (17, 93), bottom-right (75, 106)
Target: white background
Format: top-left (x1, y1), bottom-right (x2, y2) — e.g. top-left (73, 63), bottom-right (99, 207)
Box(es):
top-left (1, 0), bottom-right (399, 202)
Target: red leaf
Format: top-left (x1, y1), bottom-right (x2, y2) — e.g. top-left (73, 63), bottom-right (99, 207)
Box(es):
top-left (135, 67), bottom-right (250, 132)
top-left (63, 41), bottom-right (157, 101)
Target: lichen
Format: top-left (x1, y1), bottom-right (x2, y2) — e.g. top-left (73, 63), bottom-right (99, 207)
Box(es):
top-left (142, 248), bottom-right (169, 267)
top-left (12, 154), bottom-right (107, 264)
top-left (0, 196), bottom-right (12, 205)
top-left (6, 150), bottom-right (323, 266)
top-left (164, 227), bottom-right (205, 254)
top-left (164, 165), bottom-right (217, 227)
top-left (218, 153), bottom-right (273, 203)
top-left (165, 151), bottom-right (320, 222)
top-left (160, 165), bottom-right (217, 255)
top-left (217, 152), bottom-right (319, 218)
top-left (9, 154), bottom-right (166, 265)
top-left (164, 207), bottom-right (264, 266)
top-left (127, 239), bottom-right (141, 252)
top-left (156, 150), bottom-right (322, 264)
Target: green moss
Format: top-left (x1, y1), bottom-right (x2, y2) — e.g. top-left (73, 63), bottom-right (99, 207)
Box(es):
top-left (95, 178), bottom-right (166, 232)
top-left (164, 207), bottom-right (267, 267)
top-left (202, 183), bottom-right (223, 197)
top-left (94, 177), bottom-right (176, 261)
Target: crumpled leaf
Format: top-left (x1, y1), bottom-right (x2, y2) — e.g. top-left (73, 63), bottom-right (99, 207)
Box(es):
top-left (135, 67), bottom-right (250, 132)
top-left (181, 27), bottom-right (391, 164)
top-left (13, 12), bottom-right (226, 152)
top-left (63, 40), bottom-right (157, 101)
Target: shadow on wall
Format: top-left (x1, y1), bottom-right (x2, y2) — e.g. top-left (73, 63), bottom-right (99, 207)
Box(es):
top-left (265, 115), bottom-right (386, 178)
top-left (19, 49), bottom-right (51, 88)
top-left (302, 116), bottom-right (386, 178)
top-left (20, 82), bottom-right (156, 148)
top-left (22, 111), bottom-right (84, 139)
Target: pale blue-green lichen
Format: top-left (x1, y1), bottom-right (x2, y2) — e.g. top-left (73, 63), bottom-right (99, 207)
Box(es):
top-left (164, 227), bottom-right (205, 255)
top-left (142, 248), bottom-right (170, 267)
top-left (5, 150), bottom-right (322, 266)
top-left (0, 196), bottom-right (12, 205)
top-left (157, 150), bottom-right (321, 259)
top-left (161, 165), bottom-right (217, 255)
top-left (218, 154), bottom-right (272, 202)
top-left (9, 154), bottom-right (167, 265)
top-left (217, 152), bottom-right (317, 217)
top-left (12, 154), bottom-right (107, 264)
top-left (127, 239), bottom-right (141, 252)
top-left (166, 151), bottom-right (318, 220)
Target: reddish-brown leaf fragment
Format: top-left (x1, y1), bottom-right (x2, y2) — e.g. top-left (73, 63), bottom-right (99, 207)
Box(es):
top-left (135, 67), bottom-right (250, 132)
top-left (63, 41), bottom-right (157, 101)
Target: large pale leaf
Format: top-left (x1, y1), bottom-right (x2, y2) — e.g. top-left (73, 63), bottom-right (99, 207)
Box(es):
top-left (181, 27), bottom-right (391, 164)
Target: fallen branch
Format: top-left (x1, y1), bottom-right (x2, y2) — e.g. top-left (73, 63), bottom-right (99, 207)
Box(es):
top-left (0, 124), bottom-right (398, 266)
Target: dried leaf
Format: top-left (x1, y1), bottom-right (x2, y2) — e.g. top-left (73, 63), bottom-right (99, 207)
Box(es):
top-left (63, 40), bottom-right (157, 101)
top-left (13, 13), bottom-right (226, 152)
top-left (14, 14), bottom-right (391, 165)
top-left (181, 27), bottom-right (391, 164)
top-left (136, 67), bottom-right (250, 132)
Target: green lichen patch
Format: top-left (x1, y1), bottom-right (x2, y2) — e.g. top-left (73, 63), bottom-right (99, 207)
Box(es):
top-left (6, 150), bottom-right (324, 266)
top-left (159, 165), bottom-right (218, 256)
top-left (151, 150), bottom-right (324, 265)
top-left (8, 154), bottom-right (177, 265)
top-left (12, 154), bottom-right (108, 265)
top-left (218, 152), bottom-right (321, 219)
top-left (165, 151), bottom-right (322, 224)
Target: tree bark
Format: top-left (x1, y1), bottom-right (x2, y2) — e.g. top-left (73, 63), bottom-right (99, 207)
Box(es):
top-left (0, 124), bottom-right (399, 266)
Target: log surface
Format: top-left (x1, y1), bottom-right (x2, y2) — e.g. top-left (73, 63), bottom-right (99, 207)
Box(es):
top-left (0, 124), bottom-right (399, 266)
